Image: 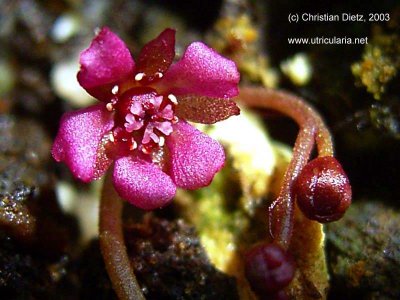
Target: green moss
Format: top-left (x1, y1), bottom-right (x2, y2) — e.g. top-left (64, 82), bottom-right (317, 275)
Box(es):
top-left (177, 110), bottom-right (287, 273)
top-left (352, 33), bottom-right (400, 100)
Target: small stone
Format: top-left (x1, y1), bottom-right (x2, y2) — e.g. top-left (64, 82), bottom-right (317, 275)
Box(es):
top-left (51, 13), bottom-right (80, 43)
top-left (280, 53), bottom-right (312, 86)
top-left (51, 59), bottom-right (94, 107)
top-left (326, 201), bottom-right (400, 299)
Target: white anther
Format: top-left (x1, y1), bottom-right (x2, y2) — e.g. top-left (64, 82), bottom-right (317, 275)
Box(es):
top-left (135, 72), bottom-right (145, 81)
top-left (141, 147), bottom-right (150, 154)
top-left (172, 116), bottom-right (179, 124)
top-left (106, 102), bottom-right (113, 111)
top-left (155, 72), bottom-right (163, 78)
top-left (111, 85), bottom-right (119, 95)
top-left (109, 133), bottom-right (115, 142)
top-left (167, 94), bottom-right (178, 105)
top-left (130, 139), bottom-right (137, 150)
top-left (158, 136), bottom-right (165, 147)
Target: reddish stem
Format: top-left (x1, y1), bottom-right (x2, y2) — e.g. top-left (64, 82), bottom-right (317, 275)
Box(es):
top-left (238, 87), bottom-right (333, 249)
top-left (99, 171), bottom-right (145, 300)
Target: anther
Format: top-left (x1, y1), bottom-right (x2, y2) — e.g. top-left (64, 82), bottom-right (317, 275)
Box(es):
top-left (109, 132), bottom-right (115, 142)
top-left (141, 147), bottom-right (150, 155)
top-left (130, 139), bottom-right (137, 150)
top-left (155, 72), bottom-right (163, 78)
top-left (106, 103), bottom-right (114, 111)
top-left (111, 85), bottom-right (119, 95)
top-left (172, 116), bottom-right (179, 124)
top-left (159, 136), bottom-right (165, 147)
top-left (135, 72), bottom-right (145, 81)
top-left (167, 94), bottom-right (178, 105)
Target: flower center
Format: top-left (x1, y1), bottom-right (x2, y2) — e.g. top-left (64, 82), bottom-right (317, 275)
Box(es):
top-left (106, 86), bottom-right (178, 157)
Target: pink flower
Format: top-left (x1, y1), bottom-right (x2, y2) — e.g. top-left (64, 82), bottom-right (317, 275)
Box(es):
top-left (52, 27), bottom-right (240, 210)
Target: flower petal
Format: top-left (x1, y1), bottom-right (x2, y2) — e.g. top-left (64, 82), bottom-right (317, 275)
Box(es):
top-left (52, 104), bottom-right (114, 182)
top-left (77, 27), bottom-right (135, 101)
top-left (136, 28), bottom-right (175, 81)
top-left (161, 42), bottom-right (239, 98)
top-left (176, 95), bottom-right (240, 124)
top-left (113, 156), bottom-right (176, 210)
top-left (166, 121), bottom-right (225, 189)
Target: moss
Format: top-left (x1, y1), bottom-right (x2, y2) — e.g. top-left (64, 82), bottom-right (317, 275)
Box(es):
top-left (326, 201), bottom-right (400, 299)
top-left (207, 10), bottom-right (277, 88)
top-left (352, 32), bottom-right (400, 100)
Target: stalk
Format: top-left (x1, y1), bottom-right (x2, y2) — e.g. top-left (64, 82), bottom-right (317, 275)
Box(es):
top-left (99, 171), bottom-right (145, 300)
top-left (238, 87), bottom-right (333, 248)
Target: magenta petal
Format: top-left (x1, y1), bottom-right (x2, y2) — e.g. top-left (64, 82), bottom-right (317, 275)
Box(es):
top-left (113, 156), bottom-right (176, 210)
top-left (166, 121), bottom-right (225, 189)
top-left (176, 95), bottom-right (240, 124)
top-left (52, 104), bottom-right (114, 182)
top-left (77, 27), bottom-right (135, 101)
top-left (136, 28), bottom-right (175, 81)
top-left (161, 42), bottom-right (240, 98)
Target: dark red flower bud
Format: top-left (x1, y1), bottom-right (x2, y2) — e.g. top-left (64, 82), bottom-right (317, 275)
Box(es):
top-left (271, 290), bottom-right (289, 300)
top-left (294, 156), bottom-right (352, 223)
top-left (244, 243), bottom-right (295, 296)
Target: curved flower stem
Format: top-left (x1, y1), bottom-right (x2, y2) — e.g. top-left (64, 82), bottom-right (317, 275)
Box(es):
top-left (99, 171), bottom-right (145, 300)
top-left (238, 87), bottom-right (334, 249)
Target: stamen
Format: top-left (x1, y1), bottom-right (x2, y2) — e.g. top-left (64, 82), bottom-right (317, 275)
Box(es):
top-left (106, 103), bottom-right (114, 111)
top-left (109, 132), bottom-right (115, 142)
top-left (135, 72), bottom-right (145, 81)
top-left (159, 136), bottom-right (165, 147)
top-left (142, 147), bottom-right (150, 155)
top-left (155, 72), bottom-right (163, 78)
top-left (172, 116), bottom-right (179, 124)
top-left (167, 94), bottom-right (178, 105)
top-left (111, 85), bottom-right (119, 95)
top-left (130, 139), bottom-right (138, 150)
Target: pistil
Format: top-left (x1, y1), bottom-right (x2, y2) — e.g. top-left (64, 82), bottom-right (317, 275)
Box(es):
top-left (107, 86), bottom-right (178, 157)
